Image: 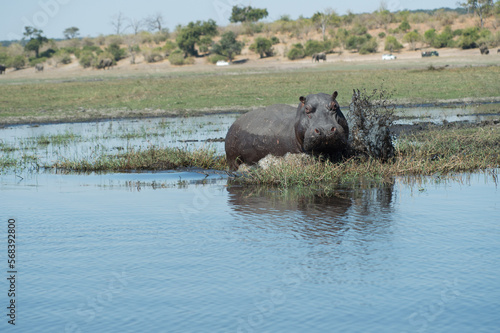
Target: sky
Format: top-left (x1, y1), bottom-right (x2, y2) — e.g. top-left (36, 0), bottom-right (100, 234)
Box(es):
top-left (1, 0), bottom-right (462, 41)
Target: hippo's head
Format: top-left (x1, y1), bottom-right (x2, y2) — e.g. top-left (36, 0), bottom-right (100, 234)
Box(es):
top-left (294, 91), bottom-right (349, 156)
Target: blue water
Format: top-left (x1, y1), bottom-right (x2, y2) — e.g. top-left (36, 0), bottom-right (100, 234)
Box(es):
top-left (1, 170), bottom-right (499, 332)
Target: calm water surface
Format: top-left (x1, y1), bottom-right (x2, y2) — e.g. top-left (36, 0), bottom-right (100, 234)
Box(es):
top-left (0, 111), bottom-right (499, 332)
top-left (1, 171), bottom-right (499, 332)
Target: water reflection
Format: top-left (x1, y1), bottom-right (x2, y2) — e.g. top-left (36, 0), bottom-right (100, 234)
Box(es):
top-left (226, 183), bottom-right (395, 244)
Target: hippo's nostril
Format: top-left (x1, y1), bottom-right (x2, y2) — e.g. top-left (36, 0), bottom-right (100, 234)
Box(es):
top-left (315, 128), bottom-right (320, 134)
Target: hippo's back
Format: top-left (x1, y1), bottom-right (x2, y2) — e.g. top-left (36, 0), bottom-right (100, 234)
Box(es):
top-left (225, 104), bottom-right (301, 169)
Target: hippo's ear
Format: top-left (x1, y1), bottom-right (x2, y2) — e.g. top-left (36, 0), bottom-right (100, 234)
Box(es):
top-left (332, 91), bottom-right (338, 101)
top-left (299, 96), bottom-right (306, 105)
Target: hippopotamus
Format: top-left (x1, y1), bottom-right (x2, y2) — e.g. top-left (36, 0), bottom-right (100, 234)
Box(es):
top-left (35, 63), bottom-right (44, 72)
top-left (0, 64), bottom-right (6, 74)
top-left (225, 91), bottom-right (349, 170)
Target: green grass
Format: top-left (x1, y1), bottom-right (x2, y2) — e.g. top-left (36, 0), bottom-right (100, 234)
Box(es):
top-left (51, 146), bottom-right (227, 172)
top-left (1, 65), bottom-right (499, 124)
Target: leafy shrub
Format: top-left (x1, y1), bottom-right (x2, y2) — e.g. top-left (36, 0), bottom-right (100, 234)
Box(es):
top-left (359, 38), bottom-right (378, 54)
top-left (384, 36), bottom-right (403, 52)
top-left (398, 19), bottom-right (411, 32)
top-left (287, 43), bottom-right (305, 60)
top-left (8, 55), bottom-right (26, 69)
top-left (270, 36), bottom-right (280, 44)
top-left (207, 54), bottom-right (227, 64)
top-left (350, 24), bottom-right (367, 36)
top-left (169, 49), bottom-right (186, 65)
top-left (106, 43), bottom-right (126, 61)
top-left (29, 57), bottom-right (47, 66)
top-left (304, 40), bottom-right (323, 56)
top-left (106, 35), bottom-right (123, 46)
top-left (78, 50), bottom-right (95, 68)
top-left (53, 50), bottom-right (72, 65)
top-left (249, 37), bottom-right (273, 58)
top-left (153, 30), bottom-right (169, 44)
top-left (378, 32), bottom-right (386, 38)
top-left (39, 48), bottom-right (56, 58)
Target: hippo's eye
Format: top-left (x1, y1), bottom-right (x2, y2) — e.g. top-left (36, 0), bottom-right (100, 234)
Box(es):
top-left (327, 102), bottom-right (338, 112)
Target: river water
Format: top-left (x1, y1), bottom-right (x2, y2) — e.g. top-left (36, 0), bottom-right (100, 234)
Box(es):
top-left (0, 107), bottom-right (499, 332)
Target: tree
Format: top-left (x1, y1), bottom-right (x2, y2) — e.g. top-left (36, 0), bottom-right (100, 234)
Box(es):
top-left (176, 19), bottom-right (218, 57)
top-left (63, 27), bottom-right (80, 39)
top-left (459, 0), bottom-right (494, 28)
top-left (249, 37), bottom-right (273, 58)
top-left (23, 26), bottom-right (48, 58)
top-left (145, 12), bottom-right (165, 32)
top-left (211, 31), bottom-right (243, 62)
top-left (402, 31), bottom-right (422, 50)
top-left (127, 18), bottom-right (144, 35)
top-left (111, 12), bottom-right (127, 35)
top-left (229, 6), bottom-right (268, 23)
top-left (312, 8), bottom-right (340, 40)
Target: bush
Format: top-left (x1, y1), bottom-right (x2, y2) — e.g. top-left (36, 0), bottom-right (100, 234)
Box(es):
top-left (208, 54), bottom-right (227, 64)
top-left (39, 48), bottom-right (56, 58)
top-left (287, 43), bottom-right (305, 60)
top-left (398, 19), bottom-right (411, 32)
top-left (78, 50), bottom-right (94, 68)
top-left (153, 30), bottom-right (169, 44)
top-left (29, 57), bottom-right (47, 66)
top-left (346, 35), bottom-right (373, 52)
top-left (8, 55), bottom-right (26, 70)
top-left (359, 38), bottom-right (378, 54)
top-left (161, 40), bottom-right (177, 56)
top-left (168, 49), bottom-right (186, 65)
top-left (144, 50), bottom-right (164, 63)
top-left (52, 50), bottom-right (72, 66)
top-left (106, 43), bottom-right (126, 61)
top-left (378, 32), bottom-right (386, 39)
top-left (457, 27), bottom-right (481, 49)
top-left (350, 24), bottom-right (367, 36)
top-left (249, 37), bottom-right (273, 58)
top-left (270, 36), bottom-right (280, 44)
top-left (106, 35), bottom-right (123, 46)
top-left (384, 36), bottom-right (403, 52)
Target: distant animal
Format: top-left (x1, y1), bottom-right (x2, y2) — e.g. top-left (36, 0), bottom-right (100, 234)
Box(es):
top-left (497, 48), bottom-right (500, 53)
top-left (225, 91), bottom-right (349, 170)
top-left (35, 63), bottom-right (44, 72)
top-left (479, 45), bottom-right (489, 55)
top-left (0, 64), bottom-right (6, 74)
top-left (99, 58), bottom-right (113, 69)
top-left (312, 52), bottom-right (326, 62)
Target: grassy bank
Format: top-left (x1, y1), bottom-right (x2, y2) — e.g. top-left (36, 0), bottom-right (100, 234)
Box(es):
top-left (1, 65), bottom-right (500, 124)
